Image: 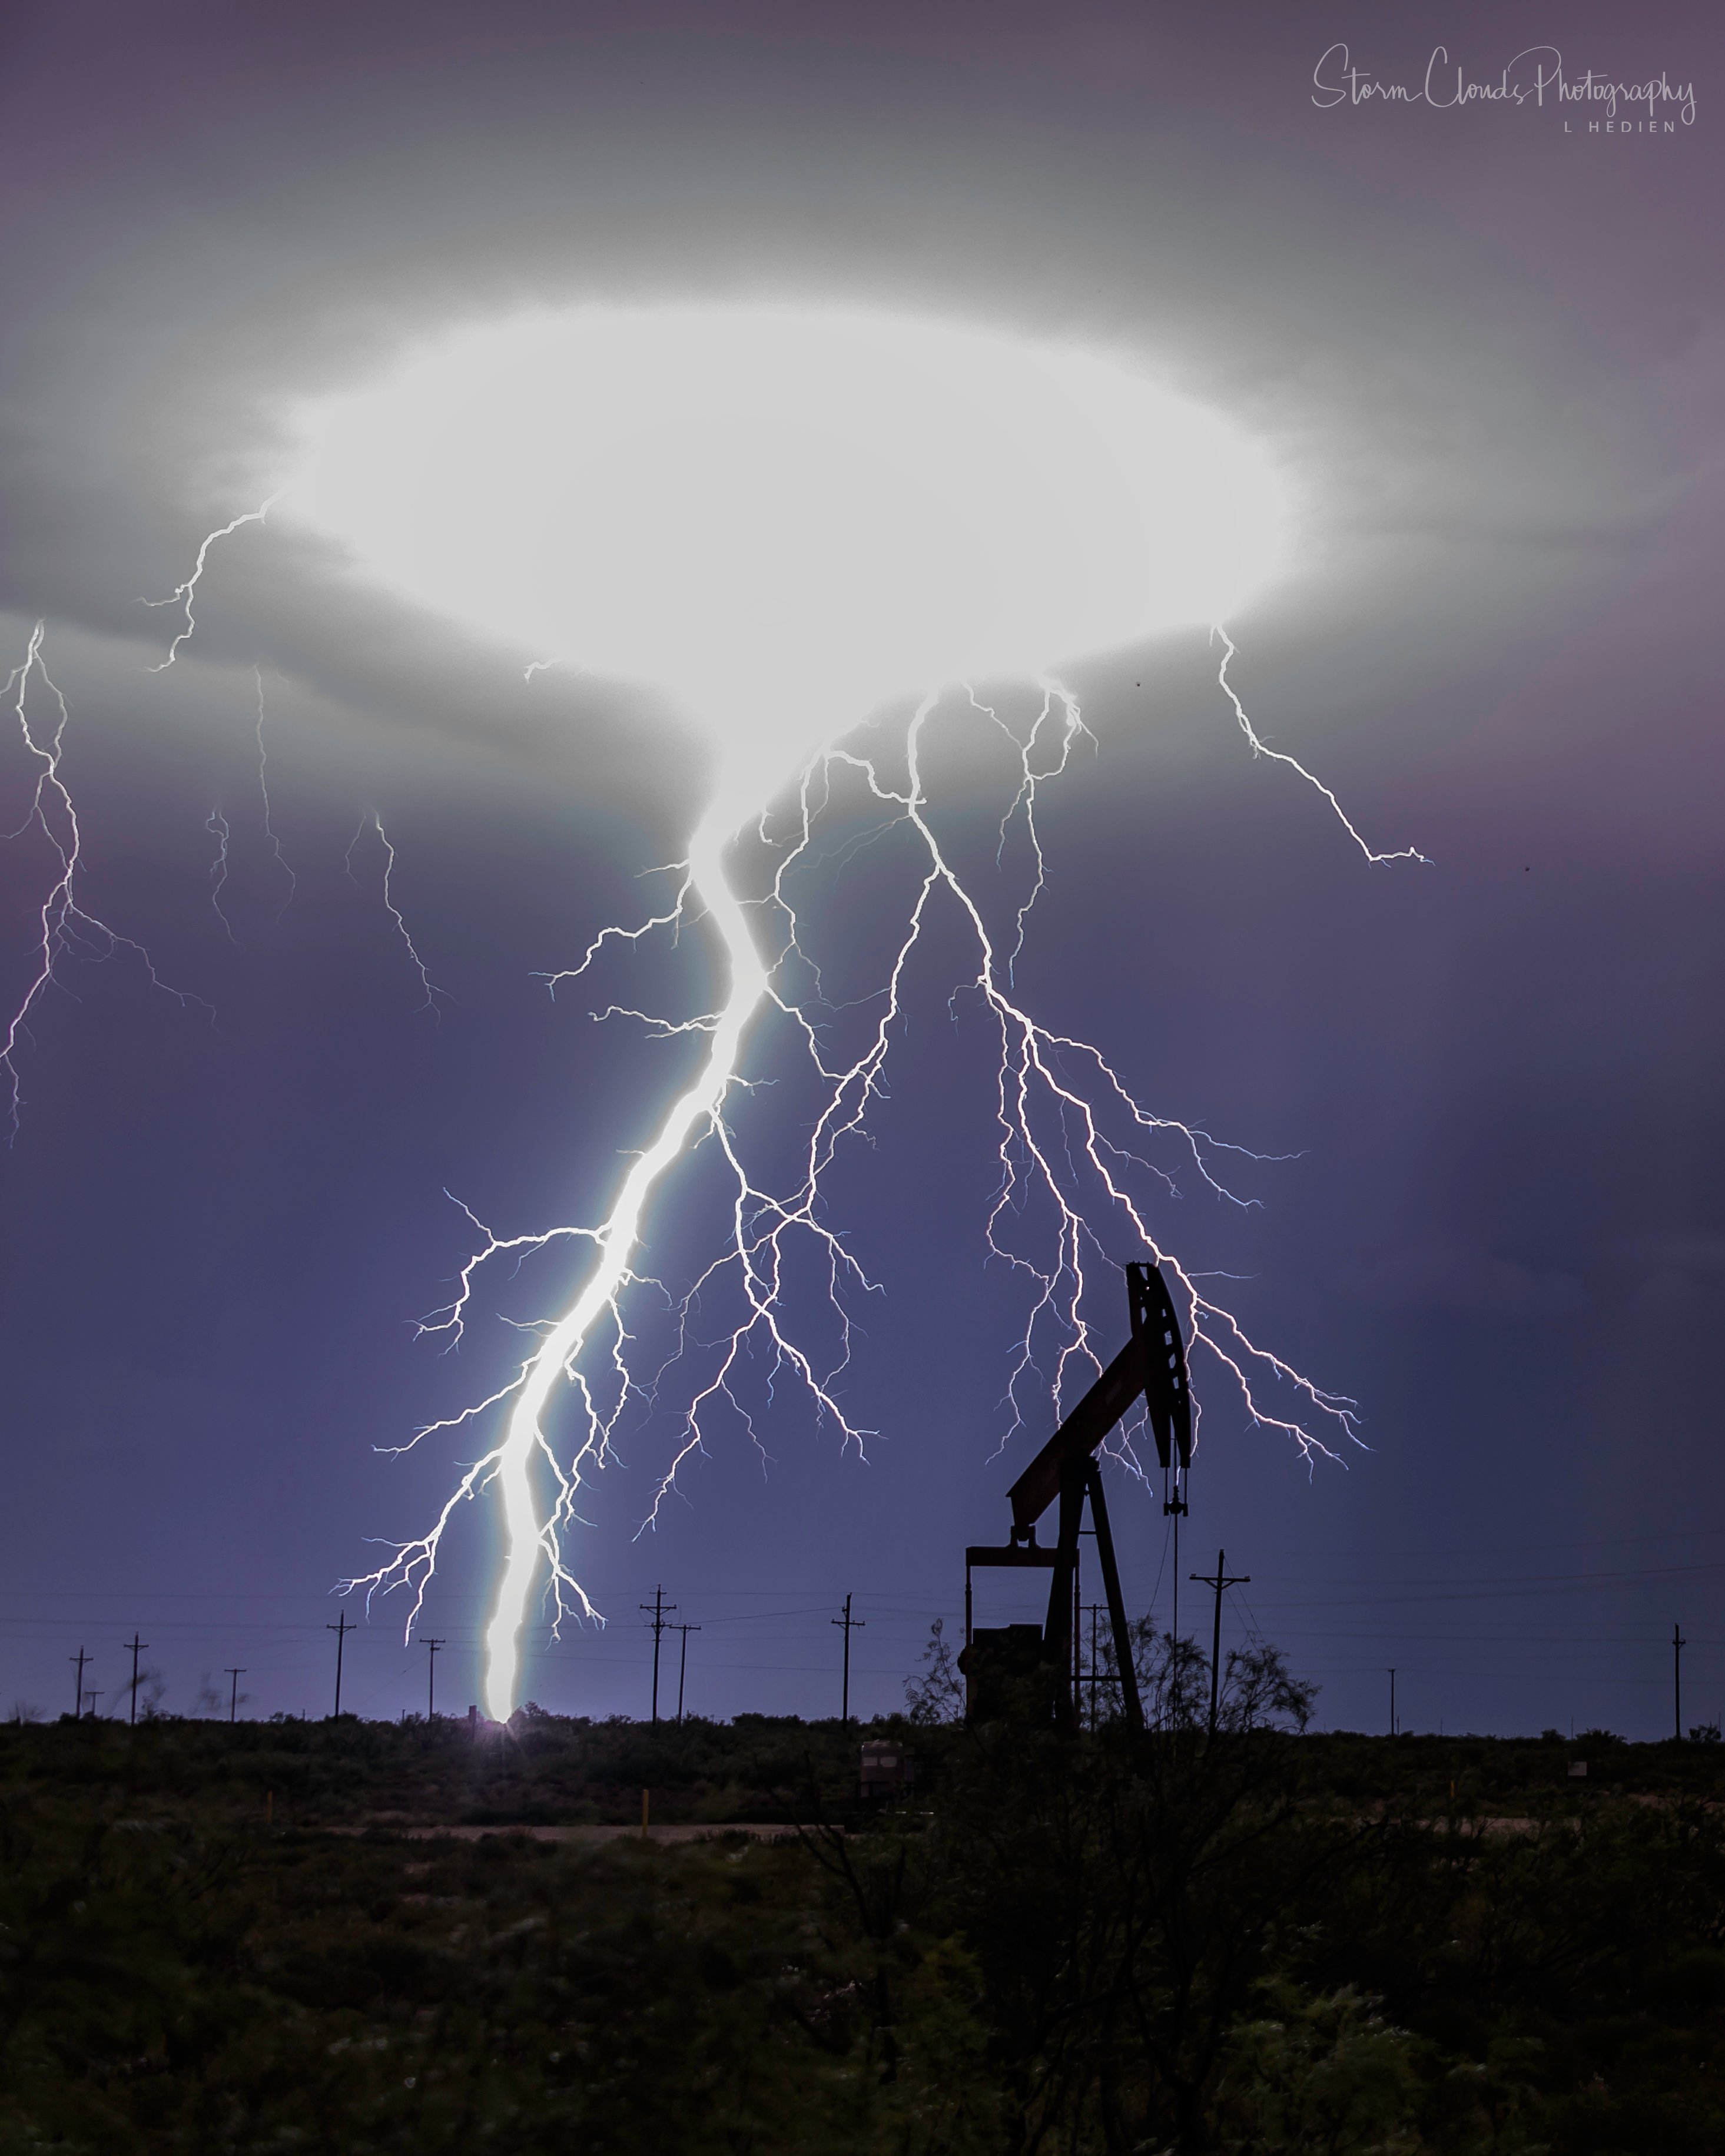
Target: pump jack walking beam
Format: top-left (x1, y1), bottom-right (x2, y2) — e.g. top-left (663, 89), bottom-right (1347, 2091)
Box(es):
top-left (965, 1262), bottom-right (1192, 1732)
top-left (1006, 1262), bottom-right (1192, 1530)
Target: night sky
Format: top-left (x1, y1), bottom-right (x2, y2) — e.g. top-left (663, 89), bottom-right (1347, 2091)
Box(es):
top-left (1, 0), bottom-right (1720, 1737)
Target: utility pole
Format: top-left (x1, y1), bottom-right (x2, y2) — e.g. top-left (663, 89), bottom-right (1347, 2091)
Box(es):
top-left (69, 1647), bottom-right (89, 1720)
top-left (640, 1587), bottom-right (676, 1723)
top-left (674, 1622), bottom-right (701, 1722)
top-left (1388, 1667), bottom-right (1397, 1737)
top-left (1189, 1549), bottom-right (1250, 1738)
top-left (424, 1638), bottom-right (444, 1722)
top-left (1675, 1621), bottom-right (1688, 1740)
top-left (326, 1611), bottom-right (353, 1719)
top-left (124, 1633), bottom-right (150, 1727)
top-left (832, 1594), bottom-right (865, 1722)
top-left (85, 1691), bottom-right (103, 1717)
top-left (225, 1668), bottom-right (246, 1724)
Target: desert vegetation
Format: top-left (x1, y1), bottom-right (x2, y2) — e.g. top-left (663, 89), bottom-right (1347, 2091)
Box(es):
top-left (4, 1651), bottom-right (1723, 2151)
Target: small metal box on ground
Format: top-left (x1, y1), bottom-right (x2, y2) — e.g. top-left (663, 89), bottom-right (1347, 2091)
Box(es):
top-left (860, 1740), bottom-right (915, 1800)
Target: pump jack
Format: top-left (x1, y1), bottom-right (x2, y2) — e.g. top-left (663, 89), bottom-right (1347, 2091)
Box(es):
top-left (960, 1262), bottom-right (1192, 1730)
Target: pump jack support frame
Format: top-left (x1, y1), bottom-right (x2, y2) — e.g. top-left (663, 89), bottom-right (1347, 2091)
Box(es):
top-left (963, 1262), bottom-right (1192, 1732)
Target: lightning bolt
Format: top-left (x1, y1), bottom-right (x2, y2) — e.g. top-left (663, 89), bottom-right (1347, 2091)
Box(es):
top-left (203, 675), bottom-right (297, 949)
top-left (1213, 629), bottom-right (1431, 867)
top-left (346, 811), bottom-right (447, 1014)
top-left (205, 805), bottom-right (238, 944)
top-left (142, 496), bottom-right (280, 671)
top-left (142, 500), bottom-right (1411, 1722)
top-left (2, 624), bottom-right (213, 1139)
top-left (251, 668), bottom-right (298, 920)
top-left (348, 654), bottom-right (1405, 1719)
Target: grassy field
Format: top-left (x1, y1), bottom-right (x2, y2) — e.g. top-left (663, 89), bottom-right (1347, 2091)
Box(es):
top-left (4, 1712), bottom-right (1725, 2152)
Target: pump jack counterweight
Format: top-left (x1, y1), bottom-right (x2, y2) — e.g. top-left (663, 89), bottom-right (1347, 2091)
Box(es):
top-left (960, 1262), bottom-right (1192, 1730)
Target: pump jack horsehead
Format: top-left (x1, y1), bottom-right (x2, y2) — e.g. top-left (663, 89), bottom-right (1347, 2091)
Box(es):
top-left (960, 1262), bottom-right (1192, 1729)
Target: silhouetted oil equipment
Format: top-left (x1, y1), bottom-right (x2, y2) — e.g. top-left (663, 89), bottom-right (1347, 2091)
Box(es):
top-left (960, 1261), bottom-right (1192, 1730)
top-left (859, 1739), bottom-right (916, 1801)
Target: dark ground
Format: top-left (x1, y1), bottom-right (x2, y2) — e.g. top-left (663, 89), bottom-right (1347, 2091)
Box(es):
top-left (5, 1710), bottom-right (1725, 2153)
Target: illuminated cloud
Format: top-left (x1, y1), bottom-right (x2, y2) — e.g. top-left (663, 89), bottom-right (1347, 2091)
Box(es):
top-left (279, 304), bottom-right (1291, 798)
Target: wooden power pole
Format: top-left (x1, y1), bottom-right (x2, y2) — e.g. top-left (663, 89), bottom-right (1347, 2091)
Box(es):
top-left (124, 1633), bottom-right (150, 1727)
top-left (1189, 1550), bottom-right (1250, 1738)
top-left (674, 1623), bottom-right (701, 1722)
top-left (326, 1612), bottom-right (353, 1719)
top-left (832, 1595), bottom-right (865, 1722)
top-left (640, 1588), bottom-right (676, 1723)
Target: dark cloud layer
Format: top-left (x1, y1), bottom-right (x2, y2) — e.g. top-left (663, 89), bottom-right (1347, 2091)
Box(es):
top-left (0, 0), bottom-right (1720, 1734)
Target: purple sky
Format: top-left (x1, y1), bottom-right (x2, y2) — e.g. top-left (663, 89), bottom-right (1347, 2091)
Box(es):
top-left (1, 0), bottom-right (1720, 1735)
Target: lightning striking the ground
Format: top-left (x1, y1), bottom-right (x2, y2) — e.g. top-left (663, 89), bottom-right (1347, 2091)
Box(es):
top-left (123, 304), bottom-right (1423, 1717)
top-left (2, 623), bottom-right (211, 1139)
top-left (347, 663), bottom-right (1398, 1719)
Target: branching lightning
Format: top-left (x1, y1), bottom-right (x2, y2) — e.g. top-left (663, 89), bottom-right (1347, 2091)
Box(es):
top-left (121, 313), bottom-right (1425, 1720)
top-left (347, 659), bottom-right (1403, 1719)
top-left (2, 623), bottom-right (213, 1139)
